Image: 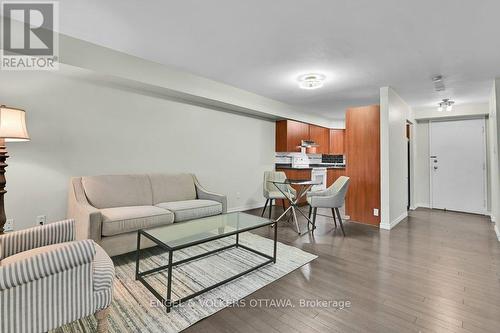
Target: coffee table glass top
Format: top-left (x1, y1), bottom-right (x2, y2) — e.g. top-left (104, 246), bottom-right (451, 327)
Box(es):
top-left (143, 212), bottom-right (273, 249)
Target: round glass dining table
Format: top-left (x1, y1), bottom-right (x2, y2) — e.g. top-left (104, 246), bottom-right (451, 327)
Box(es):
top-left (267, 179), bottom-right (321, 234)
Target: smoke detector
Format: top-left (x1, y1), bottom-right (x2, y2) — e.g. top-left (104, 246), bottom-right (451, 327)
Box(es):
top-left (432, 75), bottom-right (446, 92)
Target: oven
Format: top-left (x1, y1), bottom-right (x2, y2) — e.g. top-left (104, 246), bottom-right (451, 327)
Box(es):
top-left (311, 168), bottom-right (327, 191)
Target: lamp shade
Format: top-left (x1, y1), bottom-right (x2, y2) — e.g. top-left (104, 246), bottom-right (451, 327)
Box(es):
top-left (0, 105), bottom-right (30, 142)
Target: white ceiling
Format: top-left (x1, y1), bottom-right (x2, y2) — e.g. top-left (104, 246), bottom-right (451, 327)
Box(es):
top-left (58, 0), bottom-right (500, 120)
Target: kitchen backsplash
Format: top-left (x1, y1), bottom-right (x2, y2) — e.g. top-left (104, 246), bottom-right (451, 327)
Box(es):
top-left (275, 153), bottom-right (345, 165)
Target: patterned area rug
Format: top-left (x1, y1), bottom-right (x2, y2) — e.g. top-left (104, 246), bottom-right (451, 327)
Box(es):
top-left (52, 232), bottom-right (317, 333)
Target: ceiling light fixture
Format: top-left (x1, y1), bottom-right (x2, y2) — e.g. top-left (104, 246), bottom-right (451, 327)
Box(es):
top-left (297, 73), bottom-right (326, 90)
top-left (437, 98), bottom-right (454, 112)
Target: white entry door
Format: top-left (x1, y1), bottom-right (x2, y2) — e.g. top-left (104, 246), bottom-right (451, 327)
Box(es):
top-left (430, 118), bottom-right (486, 214)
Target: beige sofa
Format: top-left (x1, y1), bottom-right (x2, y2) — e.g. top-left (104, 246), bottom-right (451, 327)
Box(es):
top-left (68, 173), bottom-right (227, 256)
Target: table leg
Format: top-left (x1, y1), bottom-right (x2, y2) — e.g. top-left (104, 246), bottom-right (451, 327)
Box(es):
top-left (273, 221), bottom-right (278, 263)
top-left (291, 205), bottom-right (301, 234)
top-left (275, 204), bottom-right (293, 222)
top-left (296, 205), bottom-right (316, 225)
top-left (236, 233), bottom-right (239, 247)
top-left (166, 250), bottom-right (173, 313)
top-left (135, 232), bottom-right (141, 280)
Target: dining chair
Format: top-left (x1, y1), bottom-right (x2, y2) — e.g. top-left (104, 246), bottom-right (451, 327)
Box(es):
top-left (307, 176), bottom-right (350, 235)
top-left (262, 171), bottom-right (297, 219)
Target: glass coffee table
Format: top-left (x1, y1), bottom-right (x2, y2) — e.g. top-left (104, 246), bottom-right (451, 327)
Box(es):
top-left (135, 212), bottom-right (277, 313)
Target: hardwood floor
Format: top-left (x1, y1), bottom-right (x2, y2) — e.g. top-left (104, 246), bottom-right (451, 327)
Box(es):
top-left (184, 207), bottom-right (500, 333)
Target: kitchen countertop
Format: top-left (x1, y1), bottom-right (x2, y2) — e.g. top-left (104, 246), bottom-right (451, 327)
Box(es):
top-left (275, 163), bottom-right (346, 170)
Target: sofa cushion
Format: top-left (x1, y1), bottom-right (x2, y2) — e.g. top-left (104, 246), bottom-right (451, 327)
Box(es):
top-left (155, 199), bottom-right (222, 222)
top-left (101, 206), bottom-right (174, 236)
top-left (81, 174), bottom-right (153, 209)
top-left (149, 173), bottom-right (197, 204)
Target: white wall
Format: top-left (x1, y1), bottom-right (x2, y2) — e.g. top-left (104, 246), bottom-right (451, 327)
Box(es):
top-left (0, 70), bottom-right (275, 230)
top-left (380, 87), bottom-right (412, 230)
top-left (489, 80), bottom-right (500, 241)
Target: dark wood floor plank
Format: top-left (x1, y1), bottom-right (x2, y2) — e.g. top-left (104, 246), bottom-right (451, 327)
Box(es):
top-left (184, 208), bottom-right (500, 333)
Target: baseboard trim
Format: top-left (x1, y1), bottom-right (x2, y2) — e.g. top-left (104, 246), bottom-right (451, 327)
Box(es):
top-left (495, 224), bottom-right (500, 242)
top-left (227, 203), bottom-right (264, 213)
top-left (414, 203), bottom-right (431, 209)
top-left (379, 211), bottom-right (408, 230)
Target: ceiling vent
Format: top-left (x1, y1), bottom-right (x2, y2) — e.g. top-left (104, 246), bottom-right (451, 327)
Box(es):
top-left (432, 75), bottom-right (446, 92)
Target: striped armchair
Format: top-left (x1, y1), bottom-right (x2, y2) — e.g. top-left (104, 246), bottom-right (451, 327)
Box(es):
top-left (0, 219), bottom-right (115, 333)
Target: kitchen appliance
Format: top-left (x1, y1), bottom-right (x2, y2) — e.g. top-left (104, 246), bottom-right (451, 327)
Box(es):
top-left (311, 167), bottom-right (327, 191)
top-left (291, 154), bottom-right (310, 168)
top-left (300, 140), bottom-right (318, 154)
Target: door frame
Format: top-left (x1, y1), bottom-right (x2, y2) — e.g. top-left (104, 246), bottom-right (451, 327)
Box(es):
top-left (429, 117), bottom-right (488, 214)
top-left (406, 120), bottom-right (414, 210)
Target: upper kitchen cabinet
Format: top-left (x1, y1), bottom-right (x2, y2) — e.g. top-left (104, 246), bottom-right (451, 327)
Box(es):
top-left (309, 125), bottom-right (330, 154)
top-left (329, 129), bottom-right (345, 155)
top-left (275, 120), bottom-right (309, 152)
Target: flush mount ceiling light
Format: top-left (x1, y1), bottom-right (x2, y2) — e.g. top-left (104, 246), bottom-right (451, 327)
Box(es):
top-left (437, 98), bottom-right (455, 112)
top-left (297, 73), bottom-right (326, 90)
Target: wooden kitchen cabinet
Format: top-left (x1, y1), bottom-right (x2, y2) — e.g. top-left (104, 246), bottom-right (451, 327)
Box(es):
top-left (345, 105), bottom-right (380, 226)
top-left (275, 120), bottom-right (310, 152)
top-left (329, 129), bottom-right (345, 155)
top-left (309, 125), bottom-right (330, 154)
top-left (327, 168), bottom-right (346, 187)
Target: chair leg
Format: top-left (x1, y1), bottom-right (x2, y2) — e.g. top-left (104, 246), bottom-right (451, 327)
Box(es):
top-left (331, 208), bottom-right (337, 228)
top-left (261, 199), bottom-right (269, 217)
top-left (308, 206), bottom-right (312, 219)
top-left (335, 208), bottom-right (345, 236)
top-left (312, 207), bottom-right (318, 231)
top-left (269, 199), bottom-right (273, 219)
top-left (96, 307), bottom-right (110, 333)
top-left (281, 199), bottom-right (286, 212)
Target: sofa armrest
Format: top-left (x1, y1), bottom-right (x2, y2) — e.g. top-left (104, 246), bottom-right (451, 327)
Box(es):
top-left (193, 175), bottom-right (227, 213)
top-left (67, 177), bottom-right (103, 242)
top-left (0, 219), bottom-right (75, 260)
top-left (0, 239), bottom-right (96, 290)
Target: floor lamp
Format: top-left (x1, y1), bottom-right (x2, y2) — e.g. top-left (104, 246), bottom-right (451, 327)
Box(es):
top-left (0, 105), bottom-right (30, 234)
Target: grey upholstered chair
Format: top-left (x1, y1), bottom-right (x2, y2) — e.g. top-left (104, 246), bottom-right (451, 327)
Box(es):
top-left (0, 219), bottom-right (114, 333)
top-left (307, 176), bottom-right (350, 235)
top-left (262, 171), bottom-right (297, 218)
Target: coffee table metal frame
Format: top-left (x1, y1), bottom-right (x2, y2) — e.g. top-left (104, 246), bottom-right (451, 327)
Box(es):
top-left (135, 215), bottom-right (278, 313)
